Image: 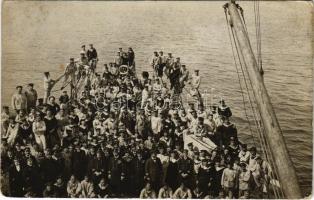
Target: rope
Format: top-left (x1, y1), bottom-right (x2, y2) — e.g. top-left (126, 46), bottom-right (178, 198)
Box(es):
top-left (225, 6), bottom-right (284, 197)
top-left (229, 8), bottom-right (285, 196)
top-left (224, 8), bottom-right (256, 146)
top-left (253, 0), bottom-right (263, 74)
top-left (50, 80), bottom-right (71, 93)
top-left (236, 5), bottom-right (285, 197)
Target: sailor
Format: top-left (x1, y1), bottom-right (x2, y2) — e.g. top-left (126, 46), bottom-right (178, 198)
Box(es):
top-left (141, 85), bottom-right (150, 109)
top-left (197, 159), bottom-right (214, 195)
top-left (194, 117), bottom-right (209, 138)
top-left (174, 57), bottom-right (182, 69)
top-left (190, 69), bottom-right (200, 89)
top-left (121, 52), bottom-right (129, 66)
top-left (86, 44), bottom-right (98, 62)
top-left (153, 78), bottom-right (162, 95)
top-left (72, 144), bottom-right (87, 181)
top-left (151, 52), bottom-right (161, 76)
top-left (187, 143), bottom-right (194, 159)
top-left (9, 158), bottom-right (25, 197)
top-left (32, 114), bottom-right (47, 150)
top-left (59, 91), bottom-right (70, 107)
top-left (114, 52), bottom-right (123, 66)
top-left (221, 161), bottom-right (236, 198)
top-left (47, 96), bottom-right (60, 116)
top-left (139, 182), bottom-right (157, 198)
top-left (158, 51), bottom-right (167, 77)
top-left (43, 182), bottom-right (58, 197)
top-left (178, 150), bottom-right (193, 187)
top-left (204, 114), bottom-right (216, 137)
top-left (23, 158), bottom-right (42, 196)
top-left (216, 117), bottom-right (238, 147)
top-left (193, 150), bottom-right (201, 174)
top-left (162, 53), bottom-right (171, 77)
top-left (188, 110), bottom-right (198, 131)
top-left (6, 118), bottom-right (19, 146)
top-left (66, 175), bottom-right (82, 198)
top-left (238, 143), bottom-right (250, 163)
top-left (158, 183), bottom-right (173, 198)
top-left (157, 147), bottom-right (170, 185)
top-left (64, 58), bottom-right (77, 87)
top-left (2, 106), bottom-right (10, 134)
top-left (179, 65), bottom-right (189, 88)
top-left (151, 110), bottom-right (163, 136)
top-left (218, 99), bottom-right (232, 119)
top-left (80, 45), bottom-right (86, 56)
top-left (145, 151), bottom-right (163, 192)
top-left (169, 60), bottom-right (181, 91)
top-left (79, 52), bottom-right (89, 66)
top-left (238, 162), bottom-right (251, 198)
top-left (102, 64), bottom-right (112, 80)
top-left (44, 108), bottom-right (60, 148)
top-left (127, 47), bottom-right (135, 67)
top-left (108, 149), bottom-right (123, 195)
top-left (173, 182), bottom-right (192, 199)
top-left (95, 178), bottom-right (112, 198)
top-left (11, 85), bottom-right (28, 113)
top-left (118, 47), bottom-right (125, 55)
top-left (79, 175), bottom-right (96, 198)
top-left (193, 185), bottom-right (206, 199)
top-left (132, 151), bottom-right (146, 195)
top-left (25, 83), bottom-right (38, 111)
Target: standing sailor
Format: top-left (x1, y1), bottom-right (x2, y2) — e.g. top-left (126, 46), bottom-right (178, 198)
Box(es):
top-left (127, 47), bottom-right (135, 66)
top-left (86, 44), bottom-right (98, 62)
top-left (190, 69), bottom-right (202, 104)
top-left (218, 99), bottom-right (232, 119)
top-left (179, 65), bottom-right (189, 88)
top-left (158, 51), bottom-right (167, 78)
top-left (114, 52), bottom-right (123, 67)
top-left (191, 69), bottom-right (201, 90)
top-left (43, 72), bottom-right (56, 104)
top-left (165, 53), bottom-right (175, 77)
top-left (87, 44), bottom-right (98, 71)
top-left (11, 86), bottom-right (28, 113)
top-left (25, 83), bottom-right (38, 111)
top-left (151, 52), bottom-right (161, 76)
top-left (63, 58), bottom-right (78, 97)
top-left (80, 45), bottom-right (86, 56)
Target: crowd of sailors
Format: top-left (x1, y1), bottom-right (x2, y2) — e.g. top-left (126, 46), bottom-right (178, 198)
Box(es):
top-left (2, 46), bottom-right (273, 198)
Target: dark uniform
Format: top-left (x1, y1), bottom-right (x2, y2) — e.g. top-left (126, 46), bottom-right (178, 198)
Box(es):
top-left (145, 156), bottom-right (162, 192)
top-left (177, 156), bottom-right (194, 188)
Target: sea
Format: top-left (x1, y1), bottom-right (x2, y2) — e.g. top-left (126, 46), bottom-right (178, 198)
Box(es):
top-left (2, 1), bottom-right (313, 196)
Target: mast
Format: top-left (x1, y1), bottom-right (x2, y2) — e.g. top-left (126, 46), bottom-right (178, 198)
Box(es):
top-left (226, 1), bottom-right (302, 198)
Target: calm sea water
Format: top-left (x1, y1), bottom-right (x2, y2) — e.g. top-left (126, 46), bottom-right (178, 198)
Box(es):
top-left (2, 1), bottom-right (312, 195)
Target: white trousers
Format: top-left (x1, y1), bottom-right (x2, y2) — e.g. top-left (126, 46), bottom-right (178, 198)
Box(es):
top-left (34, 134), bottom-right (46, 150)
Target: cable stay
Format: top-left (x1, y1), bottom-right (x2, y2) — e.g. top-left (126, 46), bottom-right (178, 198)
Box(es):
top-left (223, 2), bottom-right (287, 198)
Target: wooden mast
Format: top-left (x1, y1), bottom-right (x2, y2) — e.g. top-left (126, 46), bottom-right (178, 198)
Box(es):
top-left (226, 1), bottom-right (302, 198)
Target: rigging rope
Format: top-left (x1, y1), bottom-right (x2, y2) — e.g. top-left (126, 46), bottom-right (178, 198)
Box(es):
top-left (236, 7), bottom-right (285, 197)
top-left (224, 8), bottom-right (256, 146)
top-left (224, 4), bottom-right (284, 198)
top-left (254, 0), bottom-right (263, 74)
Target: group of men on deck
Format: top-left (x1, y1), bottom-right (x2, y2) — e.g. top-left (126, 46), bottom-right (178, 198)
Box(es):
top-left (151, 51), bottom-right (198, 95)
top-left (2, 47), bottom-right (272, 199)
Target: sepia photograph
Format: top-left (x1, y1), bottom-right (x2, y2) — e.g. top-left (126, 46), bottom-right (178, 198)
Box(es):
top-left (1, 0), bottom-right (313, 199)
